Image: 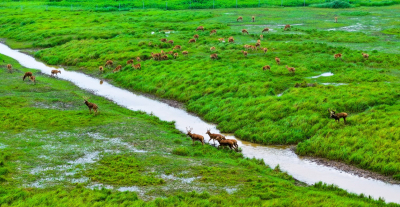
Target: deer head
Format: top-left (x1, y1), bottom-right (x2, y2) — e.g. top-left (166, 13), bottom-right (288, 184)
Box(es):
top-left (186, 127), bottom-right (193, 136)
top-left (206, 129), bottom-right (211, 134)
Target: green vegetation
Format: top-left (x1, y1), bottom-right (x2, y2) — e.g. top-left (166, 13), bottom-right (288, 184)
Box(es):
top-left (1, 54), bottom-right (396, 206)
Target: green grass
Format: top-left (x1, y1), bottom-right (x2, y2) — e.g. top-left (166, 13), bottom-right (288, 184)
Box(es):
top-left (1, 3), bottom-right (400, 182)
top-left (1, 54), bottom-right (397, 206)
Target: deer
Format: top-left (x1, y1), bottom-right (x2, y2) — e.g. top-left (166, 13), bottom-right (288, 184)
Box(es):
top-left (193, 34), bottom-right (199, 40)
top-left (105, 60), bottom-right (113, 67)
top-left (262, 28), bottom-right (270, 33)
top-left (182, 51), bottom-right (189, 57)
top-left (284, 24), bottom-right (291, 31)
top-left (189, 39), bottom-right (196, 43)
top-left (252, 16), bottom-right (255, 22)
top-left (219, 136), bottom-right (239, 149)
top-left (160, 50), bottom-right (165, 55)
top-left (174, 45), bottom-right (182, 50)
top-left (160, 38), bottom-right (167, 42)
top-left (29, 76), bottom-right (36, 84)
top-left (127, 59), bottom-right (134, 64)
top-left (334, 53), bottom-right (342, 59)
top-left (113, 65), bottom-right (122, 73)
top-left (7, 64), bottom-right (12, 73)
top-left (260, 35), bottom-right (263, 40)
top-left (242, 50), bottom-right (248, 57)
top-left (250, 45), bottom-right (257, 51)
top-left (275, 57), bottom-right (281, 65)
top-left (335, 17), bottom-right (338, 23)
top-left (210, 46), bottom-right (216, 51)
top-left (206, 129), bottom-right (225, 145)
top-left (161, 55), bottom-right (168, 60)
top-left (218, 38), bottom-right (225, 42)
top-left (237, 16), bottom-right (243, 22)
top-left (257, 39), bottom-right (261, 43)
top-left (263, 65), bottom-right (271, 71)
top-left (51, 70), bottom-right (61, 77)
top-left (210, 53), bottom-right (218, 60)
top-left (263, 48), bottom-right (268, 54)
top-left (23, 72), bottom-right (33, 81)
top-left (186, 127), bottom-right (204, 145)
top-left (100, 80), bottom-right (103, 85)
top-left (216, 137), bottom-right (235, 150)
top-left (328, 109), bottom-right (348, 124)
top-left (84, 97), bottom-right (98, 115)
top-left (228, 37), bottom-right (234, 43)
top-left (136, 57), bottom-right (141, 62)
top-left (210, 29), bottom-right (217, 36)
top-left (196, 26), bottom-right (204, 31)
top-left (99, 66), bottom-right (104, 73)
top-left (167, 51), bottom-right (174, 56)
top-left (151, 52), bottom-right (161, 61)
top-left (255, 42), bottom-right (261, 48)
top-left (168, 40), bottom-right (174, 45)
top-left (132, 63), bottom-right (141, 69)
top-left (244, 44), bottom-right (250, 50)
top-left (362, 53), bottom-right (369, 59)
top-left (286, 65), bottom-right (295, 74)
top-left (173, 53), bottom-right (179, 59)
top-left (242, 29), bottom-right (249, 35)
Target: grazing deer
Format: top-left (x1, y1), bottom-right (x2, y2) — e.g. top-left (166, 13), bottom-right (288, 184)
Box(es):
top-left (362, 53), bottom-right (369, 59)
top-left (133, 63), bottom-right (141, 70)
top-left (252, 16), bottom-right (255, 22)
top-left (216, 137), bottom-right (235, 150)
top-left (250, 45), bottom-right (257, 51)
top-left (105, 60), bottom-right (113, 67)
top-left (29, 76), bottom-right (36, 84)
top-left (237, 16), bottom-right (243, 22)
top-left (210, 53), bottom-right (218, 60)
top-left (210, 46), bottom-right (216, 51)
top-left (210, 29), bottom-right (217, 35)
top-left (218, 38), bottom-right (225, 42)
top-left (284, 24), bottom-right (291, 31)
top-left (7, 64), bottom-right (12, 73)
top-left (193, 34), bottom-right (199, 40)
top-left (51, 70), bottom-right (61, 77)
top-left (242, 29), bottom-right (249, 35)
top-left (244, 44), bottom-right (250, 50)
top-left (242, 50), bottom-right (248, 57)
top-left (160, 38), bottom-right (167, 42)
top-left (99, 66), bottom-right (104, 73)
top-left (196, 26), bottom-right (204, 31)
top-left (189, 39), bottom-right (196, 43)
top-left (182, 51), bottom-right (189, 57)
top-left (23, 72), bottom-right (33, 81)
top-left (136, 57), bottom-right (141, 62)
top-left (113, 65), bottom-right (122, 73)
top-left (161, 55), bottom-right (168, 60)
top-left (335, 17), bottom-right (338, 23)
top-left (160, 50), bottom-right (165, 55)
top-left (263, 48), bottom-right (268, 54)
top-left (260, 35), bottom-right (263, 40)
top-left (257, 39), bottom-right (261, 43)
top-left (186, 127), bottom-right (204, 145)
top-left (228, 37), bottom-right (234, 43)
top-left (263, 65), bottom-right (271, 71)
top-left (167, 51), bottom-right (174, 55)
top-left (84, 97), bottom-right (98, 115)
top-left (286, 65), bottom-right (295, 74)
top-left (168, 40), bottom-right (174, 45)
top-left (127, 59), bottom-right (134, 64)
top-left (328, 109), bottom-right (347, 124)
top-left (334, 53), bottom-right (342, 59)
top-left (173, 53), bottom-right (179, 59)
top-left (255, 42), bottom-right (261, 48)
top-left (262, 28), bottom-right (270, 33)
top-left (275, 57), bottom-right (280, 65)
top-left (174, 45), bottom-right (182, 50)
top-left (151, 52), bottom-right (160, 61)
top-left (206, 129), bottom-right (225, 144)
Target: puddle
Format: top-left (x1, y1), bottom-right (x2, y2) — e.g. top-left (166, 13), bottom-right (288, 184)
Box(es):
top-left (0, 143), bottom-right (7, 149)
top-left (311, 72), bottom-right (334, 79)
top-left (321, 83), bottom-right (348, 86)
top-left (225, 188), bottom-right (237, 194)
top-left (277, 92), bottom-right (284, 97)
top-left (160, 174), bottom-right (200, 184)
top-left (118, 186), bottom-right (141, 192)
top-left (68, 151), bottom-right (100, 165)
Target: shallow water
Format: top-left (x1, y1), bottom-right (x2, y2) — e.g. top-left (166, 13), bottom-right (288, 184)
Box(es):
top-left (310, 72), bottom-right (334, 79)
top-left (1, 43), bottom-right (400, 204)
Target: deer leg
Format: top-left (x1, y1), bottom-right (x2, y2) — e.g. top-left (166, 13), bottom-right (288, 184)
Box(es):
top-left (89, 108), bottom-right (92, 114)
top-left (343, 117), bottom-right (346, 124)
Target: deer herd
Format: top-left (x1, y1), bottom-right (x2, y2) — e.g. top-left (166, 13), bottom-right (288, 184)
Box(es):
top-left (186, 127), bottom-right (239, 151)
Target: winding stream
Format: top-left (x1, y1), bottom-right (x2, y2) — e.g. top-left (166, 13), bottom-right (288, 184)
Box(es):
top-left (1, 43), bottom-right (400, 204)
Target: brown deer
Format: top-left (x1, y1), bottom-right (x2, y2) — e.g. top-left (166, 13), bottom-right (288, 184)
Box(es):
top-left (263, 65), bottom-right (271, 71)
top-left (252, 16), bottom-right (255, 22)
top-left (193, 34), bottom-right (199, 40)
top-left (105, 60), bottom-right (113, 67)
top-left (328, 109), bottom-right (348, 124)
top-left (260, 35), bottom-right (263, 40)
top-left (275, 57), bottom-right (281, 65)
top-left (136, 57), bottom-right (141, 62)
top-left (29, 76), bottom-right (36, 84)
top-left (218, 38), bottom-right (225, 42)
top-left (196, 26), bottom-right (204, 31)
top-left (263, 48), bottom-right (268, 54)
top-left (133, 63), bottom-right (141, 70)
top-left (237, 16), bottom-right (243, 22)
top-left (113, 65), bottom-right (122, 73)
top-left (174, 45), bottom-right (182, 50)
top-left (84, 97), bottom-right (98, 115)
top-left (257, 39), bottom-right (261, 43)
top-left (206, 129), bottom-right (225, 144)
top-left (160, 50), bottom-right (165, 55)
top-left (99, 66), bottom-right (104, 73)
top-left (210, 46), bottom-right (216, 51)
top-left (210, 53), bottom-right (218, 60)
top-left (244, 44), bottom-right (250, 50)
top-left (160, 38), bottom-right (167, 42)
top-left (168, 40), bottom-right (174, 45)
top-left (284, 24), bottom-right (291, 31)
top-left (334, 53), bottom-right (342, 59)
top-left (220, 137), bottom-right (238, 149)
top-left (127, 59), bottom-right (134, 64)
top-left (167, 51), bottom-right (174, 55)
top-left (228, 37), bottom-right (234, 43)
top-left (100, 80), bottom-right (104, 85)
top-left (173, 53), bottom-right (179, 59)
top-left (250, 45), bottom-right (257, 51)
top-left (7, 64), bottom-right (12, 73)
top-left (286, 65), bottom-right (295, 74)
top-left (189, 39), bottom-right (196, 43)
top-left (242, 29), bottom-right (249, 35)
top-left (255, 42), bottom-right (261, 48)
top-left (161, 55), bottom-right (168, 60)
top-left (23, 72), bottom-right (33, 81)
top-left (51, 70), bottom-right (61, 77)
top-left (262, 28), bottom-right (270, 33)
top-left (362, 53), bottom-right (369, 59)
top-left (186, 127), bottom-right (204, 145)
top-left (151, 52), bottom-right (161, 61)
top-left (335, 17), bottom-right (338, 23)
top-left (182, 51), bottom-right (189, 57)
top-left (242, 50), bottom-right (248, 57)
top-left (210, 29), bottom-right (217, 36)
top-left (216, 137), bottom-right (235, 150)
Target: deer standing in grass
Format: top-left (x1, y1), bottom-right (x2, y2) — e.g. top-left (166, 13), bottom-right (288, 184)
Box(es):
top-left (168, 40), bottom-right (174, 45)
top-left (84, 97), bottom-right (98, 115)
top-left (105, 60), bottom-right (113, 67)
top-left (263, 48), bottom-right (268, 54)
top-left (210, 46), bottom-right (216, 51)
top-left (193, 34), bottom-right (199, 40)
top-left (242, 50), bottom-right (248, 57)
top-left (99, 66), bottom-right (104, 73)
top-left (210, 29), bottom-right (217, 36)
top-left (133, 63), bottom-right (141, 70)
top-left (160, 38), bottom-right (167, 42)
top-left (362, 53), bottom-right (369, 59)
top-left (182, 51), bottom-right (189, 57)
top-left (174, 45), bottom-right (182, 50)
top-left (284, 24), bottom-right (291, 31)
top-left (216, 137), bottom-right (235, 150)
top-left (275, 57), bottom-right (280, 65)
top-left (127, 59), bottom-right (134, 64)
top-left (255, 42), bottom-right (261, 48)
top-left (242, 29), bottom-right (249, 35)
top-left (218, 38), bottom-right (225, 42)
top-left (237, 16), bottom-right (243, 22)
top-left (113, 65), bottom-right (122, 73)
top-left (252, 16), bottom-right (255, 22)
top-left (23, 72), bottom-right (33, 81)
top-left (286, 65), bottom-right (295, 74)
top-left (262, 28), bottom-right (269, 33)
top-left (328, 109), bottom-right (347, 124)
top-left (228, 37), bottom-right (234, 43)
top-left (189, 39), bottom-right (196, 43)
top-left (263, 65), bottom-right (271, 71)
top-left (335, 17), bottom-right (338, 23)
top-left (186, 127), bottom-right (204, 145)
top-left (210, 53), bottom-right (218, 60)
top-left (334, 53), bottom-right (342, 59)
top-left (7, 64), bottom-right (12, 73)
top-left (30, 76), bottom-right (36, 84)
top-left (206, 129), bottom-right (225, 145)
top-left (136, 57), bottom-right (141, 62)
top-left (196, 26), bottom-right (204, 31)
top-left (51, 70), bottom-right (61, 77)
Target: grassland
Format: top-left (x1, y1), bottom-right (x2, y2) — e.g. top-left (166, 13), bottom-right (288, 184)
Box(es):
top-left (1, 3), bottom-right (400, 181)
top-left (2, 54), bottom-right (398, 206)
